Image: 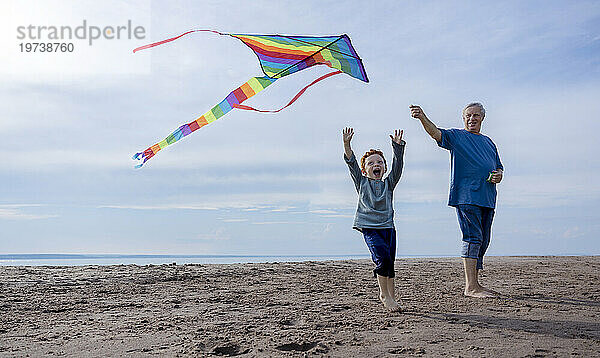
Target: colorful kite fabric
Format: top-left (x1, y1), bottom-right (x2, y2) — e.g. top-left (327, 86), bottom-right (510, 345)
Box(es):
top-left (132, 30), bottom-right (368, 168)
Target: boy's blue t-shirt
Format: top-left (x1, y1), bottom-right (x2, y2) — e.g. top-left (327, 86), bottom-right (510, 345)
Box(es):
top-left (437, 128), bottom-right (503, 208)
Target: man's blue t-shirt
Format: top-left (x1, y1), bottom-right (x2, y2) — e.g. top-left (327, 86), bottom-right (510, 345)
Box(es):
top-left (437, 128), bottom-right (503, 208)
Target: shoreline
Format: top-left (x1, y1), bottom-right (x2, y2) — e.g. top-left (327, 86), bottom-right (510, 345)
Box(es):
top-left (1, 254), bottom-right (597, 267)
top-left (1, 256), bottom-right (599, 357)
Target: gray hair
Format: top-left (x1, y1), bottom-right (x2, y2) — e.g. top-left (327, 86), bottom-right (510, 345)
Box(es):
top-left (463, 102), bottom-right (486, 118)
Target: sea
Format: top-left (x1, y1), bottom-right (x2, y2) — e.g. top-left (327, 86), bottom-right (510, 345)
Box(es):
top-left (0, 254), bottom-right (372, 266)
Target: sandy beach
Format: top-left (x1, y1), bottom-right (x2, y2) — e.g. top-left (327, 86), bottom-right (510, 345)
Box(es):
top-left (1, 256), bottom-right (599, 357)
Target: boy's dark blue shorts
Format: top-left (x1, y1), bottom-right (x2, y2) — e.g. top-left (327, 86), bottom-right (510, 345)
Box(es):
top-left (362, 228), bottom-right (396, 278)
top-left (455, 204), bottom-right (495, 270)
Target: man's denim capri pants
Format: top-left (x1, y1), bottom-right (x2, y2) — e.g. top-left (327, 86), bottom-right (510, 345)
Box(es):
top-left (456, 204), bottom-right (495, 270)
top-left (362, 228), bottom-right (396, 278)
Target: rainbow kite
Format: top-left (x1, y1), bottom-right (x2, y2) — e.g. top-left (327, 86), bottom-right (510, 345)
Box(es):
top-left (132, 30), bottom-right (368, 168)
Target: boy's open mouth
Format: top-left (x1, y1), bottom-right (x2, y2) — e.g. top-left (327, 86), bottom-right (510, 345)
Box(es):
top-left (373, 169), bottom-right (382, 177)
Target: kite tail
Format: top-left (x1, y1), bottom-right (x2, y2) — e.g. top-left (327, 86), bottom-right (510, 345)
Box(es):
top-left (132, 29), bottom-right (226, 53)
top-left (233, 70), bottom-right (342, 112)
top-left (132, 76), bottom-right (276, 168)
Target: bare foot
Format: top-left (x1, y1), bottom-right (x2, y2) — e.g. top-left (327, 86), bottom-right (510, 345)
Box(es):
top-left (464, 287), bottom-right (498, 298)
top-left (380, 295), bottom-right (401, 311)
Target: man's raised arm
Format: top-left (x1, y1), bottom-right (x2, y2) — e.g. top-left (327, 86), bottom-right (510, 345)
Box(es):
top-left (410, 105), bottom-right (441, 142)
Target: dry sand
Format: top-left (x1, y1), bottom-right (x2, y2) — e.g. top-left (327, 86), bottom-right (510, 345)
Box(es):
top-left (1, 256), bottom-right (599, 357)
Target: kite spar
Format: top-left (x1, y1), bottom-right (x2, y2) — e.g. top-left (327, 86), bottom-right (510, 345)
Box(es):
top-left (132, 30), bottom-right (368, 168)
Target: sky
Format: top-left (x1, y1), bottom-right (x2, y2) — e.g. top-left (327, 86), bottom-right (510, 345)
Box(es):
top-left (1, 0), bottom-right (599, 256)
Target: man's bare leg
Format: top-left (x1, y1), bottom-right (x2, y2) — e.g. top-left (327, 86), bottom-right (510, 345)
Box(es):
top-left (463, 258), bottom-right (497, 298)
top-left (377, 274), bottom-right (400, 310)
top-left (478, 269), bottom-right (501, 295)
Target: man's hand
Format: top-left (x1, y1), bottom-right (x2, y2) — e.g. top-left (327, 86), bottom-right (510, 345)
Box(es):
top-left (410, 105), bottom-right (427, 121)
top-left (343, 127), bottom-right (354, 159)
top-left (409, 104), bottom-right (442, 142)
top-left (390, 129), bottom-right (404, 144)
top-left (490, 169), bottom-right (503, 184)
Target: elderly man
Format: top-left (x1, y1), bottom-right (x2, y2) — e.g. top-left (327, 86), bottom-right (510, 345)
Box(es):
top-left (410, 103), bottom-right (503, 298)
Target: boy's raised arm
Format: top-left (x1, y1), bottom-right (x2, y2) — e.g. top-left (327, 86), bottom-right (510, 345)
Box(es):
top-left (343, 127), bottom-right (362, 192)
top-left (388, 129), bottom-right (406, 188)
top-left (343, 127), bottom-right (354, 159)
top-left (410, 105), bottom-right (442, 142)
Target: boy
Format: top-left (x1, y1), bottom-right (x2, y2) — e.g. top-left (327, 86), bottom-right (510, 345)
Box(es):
top-left (342, 127), bottom-right (406, 310)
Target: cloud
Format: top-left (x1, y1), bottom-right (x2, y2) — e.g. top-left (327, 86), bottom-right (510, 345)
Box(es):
top-left (252, 221), bottom-right (306, 225)
top-left (309, 209), bottom-right (338, 215)
top-left (218, 218), bottom-right (248, 223)
top-left (0, 204), bottom-right (44, 208)
top-left (308, 209), bottom-right (354, 218)
top-left (499, 174), bottom-right (600, 208)
top-left (95, 190), bottom-right (355, 213)
top-left (0, 206), bottom-right (58, 220)
top-left (318, 214), bottom-right (354, 218)
top-left (0, 0), bottom-right (152, 79)
top-left (195, 228), bottom-right (230, 241)
top-left (0, 149), bottom-right (133, 171)
top-left (562, 226), bottom-right (586, 239)
top-left (269, 206), bottom-right (296, 212)
top-left (98, 204), bottom-right (219, 210)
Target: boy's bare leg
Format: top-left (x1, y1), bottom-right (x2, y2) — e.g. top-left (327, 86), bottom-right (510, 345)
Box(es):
top-left (387, 277), bottom-right (395, 299)
top-left (377, 275), bottom-right (400, 310)
top-left (387, 277), bottom-right (402, 309)
top-left (463, 258), bottom-right (497, 298)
